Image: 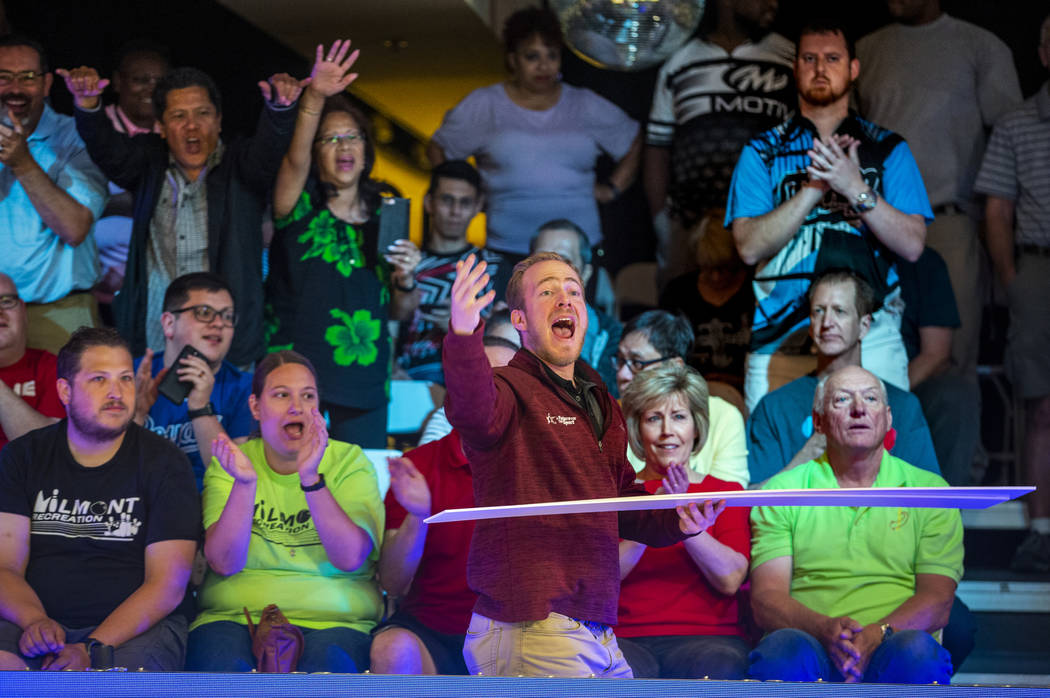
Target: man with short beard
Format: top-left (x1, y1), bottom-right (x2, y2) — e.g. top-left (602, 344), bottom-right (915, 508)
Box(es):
top-left (0, 35), bottom-right (108, 354)
top-left (0, 327), bottom-right (199, 671)
top-left (725, 18), bottom-right (932, 412)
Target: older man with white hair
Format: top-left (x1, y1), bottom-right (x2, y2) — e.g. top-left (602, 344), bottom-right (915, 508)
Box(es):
top-left (747, 364), bottom-right (962, 684)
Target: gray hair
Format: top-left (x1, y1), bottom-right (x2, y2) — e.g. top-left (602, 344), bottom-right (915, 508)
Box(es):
top-left (621, 362), bottom-right (710, 461)
top-left (813, 370), bottom-right (889, 415)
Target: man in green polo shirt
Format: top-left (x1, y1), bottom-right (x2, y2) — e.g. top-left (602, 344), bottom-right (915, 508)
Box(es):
top-left (747, 365), bottom-right (961, 684)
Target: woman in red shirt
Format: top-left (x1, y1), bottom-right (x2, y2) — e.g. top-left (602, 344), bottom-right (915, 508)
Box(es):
top-left (616, 363), bottom-right (752, 678)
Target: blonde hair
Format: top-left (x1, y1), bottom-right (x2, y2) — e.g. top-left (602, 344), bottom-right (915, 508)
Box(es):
top-left (691, 209), bottom-right (741, 269)
top-left (621, 362), bottom-right (710, 461)
top-left (504, 251), bottom-right (581, 311)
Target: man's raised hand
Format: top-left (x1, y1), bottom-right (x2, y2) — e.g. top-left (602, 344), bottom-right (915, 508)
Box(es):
top-left (56, 67), bottom-right (109, 111)
top-left (449, 254), bottom-right (495, 336)
top-left (258, 73), bottom-right (307, 107)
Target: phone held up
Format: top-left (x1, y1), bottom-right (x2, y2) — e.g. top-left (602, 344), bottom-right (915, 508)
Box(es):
top-left (157, 344), bottom-right (207, 405)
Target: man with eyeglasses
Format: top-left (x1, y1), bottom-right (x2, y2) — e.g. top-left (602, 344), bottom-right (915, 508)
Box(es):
top-left (0, 274), bottom-right (66, 451)
top-left (131, 272), bottom-right (253, 490)
top-left (60, 57), bottom-right (306, 366)
top-left (616, 309), bottom-right (750, 488)
top-left (0, 35), bottom-right (108, 355)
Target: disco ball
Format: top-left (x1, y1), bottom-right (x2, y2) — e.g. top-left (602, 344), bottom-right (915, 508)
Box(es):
top-left (551, 0), bottom-right (706, 72)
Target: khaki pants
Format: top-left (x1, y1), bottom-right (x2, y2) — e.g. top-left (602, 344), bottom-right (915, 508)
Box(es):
top-left (925, 212), bottom-right (982, 376)
top-left (463, 612), bottom-right (634, 678)
top-left (26, 292), bottom-right (100, 355)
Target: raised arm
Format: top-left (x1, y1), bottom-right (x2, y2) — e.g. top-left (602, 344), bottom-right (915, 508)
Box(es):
top-left (60, 66), bottom-right (150, 192)
top-left (273, 40), bottom-right (359, 219)
top-left (0, 100), bottom-right (94, 246)
top-left (680, 499), bottom-right (748, 596)
top-left (377, 455), bottom-right (432, 596)
top-left (202, 433), bottom-right (258, 576)
top-left (733, 186), bottom-right (826, 266)
top-left (806, 137), bottom-right (925, 262)
top-left (297, 409), bottom-right (373, 572)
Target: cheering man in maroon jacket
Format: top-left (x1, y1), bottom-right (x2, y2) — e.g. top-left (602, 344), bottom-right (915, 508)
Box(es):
top-left (443, 252), bottom-right (720, 677)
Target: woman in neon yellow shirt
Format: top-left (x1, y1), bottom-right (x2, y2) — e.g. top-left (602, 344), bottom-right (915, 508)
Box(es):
top-left (185, 351), bottom-right (383, 672)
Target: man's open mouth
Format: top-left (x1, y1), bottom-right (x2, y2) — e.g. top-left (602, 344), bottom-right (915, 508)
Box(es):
top-left (552, 317), bottom-right (576, 339)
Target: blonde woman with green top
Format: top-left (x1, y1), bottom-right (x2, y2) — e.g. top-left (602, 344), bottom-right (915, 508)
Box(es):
top-left (185, 350), bottom-right (383, 672)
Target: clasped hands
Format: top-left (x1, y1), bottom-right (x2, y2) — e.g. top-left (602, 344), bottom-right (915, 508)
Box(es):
top-left (18, 617), bottom-right (90, 670)
top-left (805, 134), bottom-right (867, 201)
top-left (821, 616), bottom-right (886, 682)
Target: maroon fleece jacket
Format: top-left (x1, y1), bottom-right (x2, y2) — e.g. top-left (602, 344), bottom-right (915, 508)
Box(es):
top-left (442, 324), bottom-right (689, 625)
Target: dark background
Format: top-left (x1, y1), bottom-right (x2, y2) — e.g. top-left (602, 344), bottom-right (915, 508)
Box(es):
top-left (6, 0), bottom-right (1047, 272)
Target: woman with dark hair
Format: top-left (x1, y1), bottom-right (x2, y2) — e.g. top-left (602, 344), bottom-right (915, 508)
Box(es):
top-left (265, 40), bottom-right (421, 447)
top-left (428, 6), bottom-right (641, 263)
top-left (185, 350), bottom-right (384, 672)
top-left (616, 362), bottom-right (751, 679)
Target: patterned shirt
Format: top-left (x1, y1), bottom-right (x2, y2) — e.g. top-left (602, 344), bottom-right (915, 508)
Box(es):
top-left (145, 144), bottom-right (223, 351)
top-left (725, 112), bottom-right (932, 355)
top-left (647, 33), bottom-right (795, 223)
top-left (265, 178), bottom-right (392, 409)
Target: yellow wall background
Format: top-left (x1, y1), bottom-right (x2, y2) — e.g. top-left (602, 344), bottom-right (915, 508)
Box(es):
top-left (356, 73), bottom-right (504, 248)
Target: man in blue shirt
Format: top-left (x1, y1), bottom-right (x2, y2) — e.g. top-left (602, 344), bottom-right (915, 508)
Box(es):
top-left (725, 18), bottom-right (932, 412)
top-left (132, 272), bottom-right (253, 490)
top-left (0, 36), bottom-right (108, 354)
top-left (748, 270), bottom-right (938, 486)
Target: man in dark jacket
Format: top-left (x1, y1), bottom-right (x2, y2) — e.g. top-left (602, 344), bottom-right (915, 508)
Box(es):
top-left (59, 64), bottom-right (303, 365)
top-left (443, 252), bottom-right (717, 677)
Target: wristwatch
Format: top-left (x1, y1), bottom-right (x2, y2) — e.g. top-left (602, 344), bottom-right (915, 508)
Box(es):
top-left (880, 623), bottom-right (895, 643)
top-left (186, 403), bottom-right (215, 419)
top-left (853, 188), bottom-right (878, 213)
top-left (301, 473), bottom-right (326, 492)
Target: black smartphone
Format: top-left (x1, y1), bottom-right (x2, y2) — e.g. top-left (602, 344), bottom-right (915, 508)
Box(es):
top-left (156, 344), bottom-right (206, 405)
top-left (377, 197), bottom-right (410, 260)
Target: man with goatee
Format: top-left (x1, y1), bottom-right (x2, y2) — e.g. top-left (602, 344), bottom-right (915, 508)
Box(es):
top-left (0, 327), bottom-right (199, 671)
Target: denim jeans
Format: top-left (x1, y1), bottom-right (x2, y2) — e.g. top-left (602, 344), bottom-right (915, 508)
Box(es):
top-left (617, 634), bottom-right (750, 679)
top-left (748, 627), bottom-right (953, 684)
top-left (186, 620), bottom-right (371, 673)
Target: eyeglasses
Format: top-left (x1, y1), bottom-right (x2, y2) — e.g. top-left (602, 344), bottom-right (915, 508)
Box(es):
top-left (610, 354), bottom-right (673, 373)
top-left (0, 70), bottom-right (43, 86)
top-left (314, 132), bottom-right (365, 147)
top-left (0, 294), bottom-right (21, 310)
top-left (169, 304), bottom-right (237, 327)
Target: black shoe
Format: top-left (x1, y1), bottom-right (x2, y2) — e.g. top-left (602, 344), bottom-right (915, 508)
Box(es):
top-left (1010, 530), bottom-right (1050, 573)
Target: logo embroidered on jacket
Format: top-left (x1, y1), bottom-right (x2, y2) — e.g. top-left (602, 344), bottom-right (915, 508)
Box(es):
top-left (546, 412), bottom-right (577, 426)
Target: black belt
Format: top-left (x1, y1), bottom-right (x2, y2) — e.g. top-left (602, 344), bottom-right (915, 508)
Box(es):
top-left (933, 203), bottom-right (965, 216)
top-left (1018, 244), bottom-right (1050, 258)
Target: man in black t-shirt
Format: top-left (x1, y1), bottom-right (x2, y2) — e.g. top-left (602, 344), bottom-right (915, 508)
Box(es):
top-left (0, 327), bottom-right (200, 671)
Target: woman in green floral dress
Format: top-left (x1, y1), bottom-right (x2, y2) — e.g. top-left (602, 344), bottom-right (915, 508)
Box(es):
top-left (266, 40), bottom-right (421, 447)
